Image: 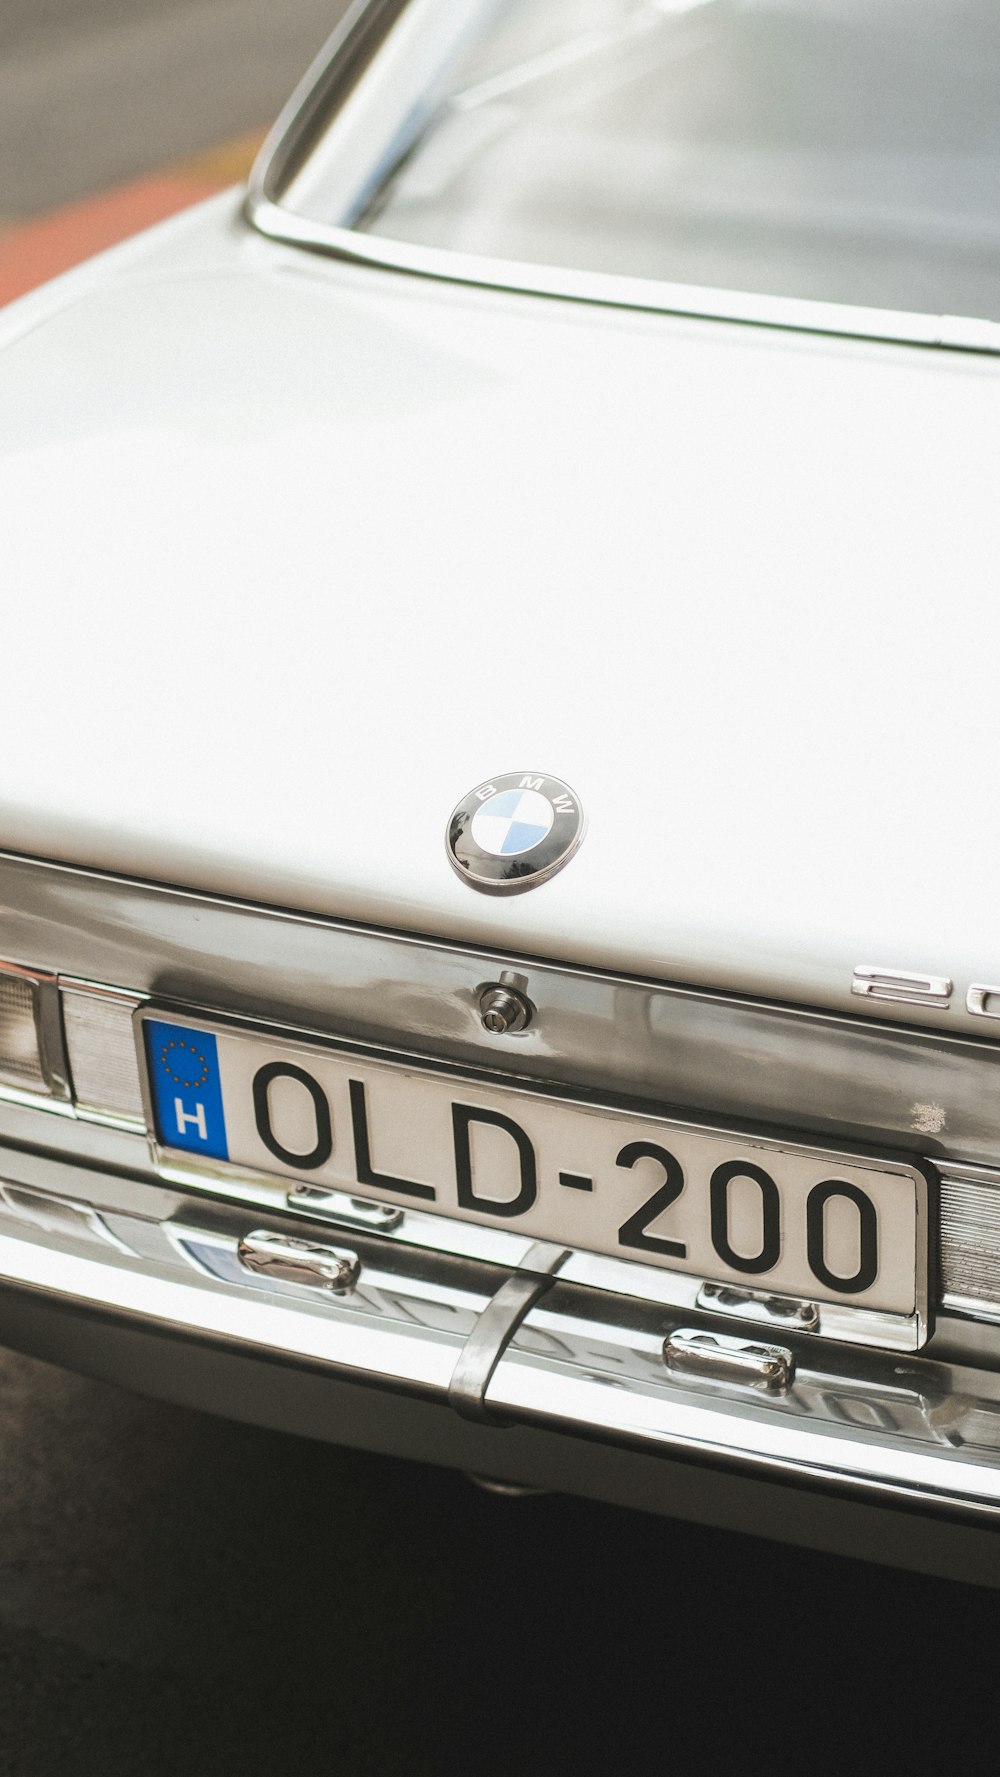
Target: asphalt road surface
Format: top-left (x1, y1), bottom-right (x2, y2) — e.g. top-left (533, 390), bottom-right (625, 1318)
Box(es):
top-left (1, 1345), bottom-right (999, 1776)
top-left (0, 0), bottom-right (348, 217)
top-left (2, 3), bottom-right (1000, 1768)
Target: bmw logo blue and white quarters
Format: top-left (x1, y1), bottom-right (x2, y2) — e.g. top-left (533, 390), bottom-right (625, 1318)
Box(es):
top-left (447, 773), bottom-right (585, 894)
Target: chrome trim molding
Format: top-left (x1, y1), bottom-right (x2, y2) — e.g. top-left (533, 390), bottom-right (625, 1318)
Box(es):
top-left (237, 1229), bottom-right (361, 1294)
top-left (448, 1241), bottom-right (567, 1422)
top-left (4, 853), bottom-right (1000, 1163)
top-left (695, 1281), bottom-right (820, 1335)
top-left (2, 1142), bottom-right (1000, 1521)
top-left (0, 1182), bottom-right (132, 1254)
top-left (968, 985), bottom-right (1000, 1021)
top-left (243, 0), bottom-right (1000, 358)
top-left (245, 193), bottom-right (1000, 359)
top-left (852, 967), bottom-right (953, 1010)
top-left (287, 1185), bottom-right (405, 1233)
top-left (663, 1329), bottom-right (795, 1395)
top-left (0, 1083), bottom-right (75, 1121)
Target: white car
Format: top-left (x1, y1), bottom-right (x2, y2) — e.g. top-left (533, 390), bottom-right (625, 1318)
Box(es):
top-left (2, 0), bottom-right (1000, 1582)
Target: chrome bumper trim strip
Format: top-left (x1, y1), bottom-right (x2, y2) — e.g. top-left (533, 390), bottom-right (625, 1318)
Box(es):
top-left (0, 1227), bottom-right (468, 1395)
top-left (483, 1347), bottom-right (1000, 1513)
top-left (448, 1241), bottom-right (567, 1422)
top-left (2, 1205), bottom-right (1000, 1522)
top-left (4, 852), bottom-right (1000, 1164)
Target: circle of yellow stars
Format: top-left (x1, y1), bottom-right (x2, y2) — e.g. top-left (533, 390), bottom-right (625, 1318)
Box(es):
top-left (159, 1038), bottom-right (210, 1090)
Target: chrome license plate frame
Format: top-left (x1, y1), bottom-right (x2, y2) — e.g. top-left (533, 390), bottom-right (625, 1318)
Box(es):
top-left (135, 1005), bottom-right (932, 1350)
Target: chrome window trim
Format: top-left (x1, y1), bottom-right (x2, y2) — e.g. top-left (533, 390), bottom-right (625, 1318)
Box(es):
top-left (244, 0), bottom-right (1000, 358)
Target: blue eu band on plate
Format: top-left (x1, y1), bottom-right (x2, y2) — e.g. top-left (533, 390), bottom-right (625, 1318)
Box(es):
top-left (146, 1019), bottom-right (229, 1161)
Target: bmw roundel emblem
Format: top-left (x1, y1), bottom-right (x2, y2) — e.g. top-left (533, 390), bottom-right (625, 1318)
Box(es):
top-left (447, 772), bottom-right (585, 895)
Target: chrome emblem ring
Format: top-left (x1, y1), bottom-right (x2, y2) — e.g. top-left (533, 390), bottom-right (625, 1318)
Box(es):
top-left (447, 772), bottom-right (585, 895)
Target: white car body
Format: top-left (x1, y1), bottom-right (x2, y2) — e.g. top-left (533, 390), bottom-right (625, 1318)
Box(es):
top-left (2, 192), bottom-right (998, 1020)
top-left (2, 0), bottom-right (1000, 1582)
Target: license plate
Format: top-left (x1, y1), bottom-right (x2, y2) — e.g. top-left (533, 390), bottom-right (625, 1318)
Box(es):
top-left (138, 1011), bottom-right (927, 1319)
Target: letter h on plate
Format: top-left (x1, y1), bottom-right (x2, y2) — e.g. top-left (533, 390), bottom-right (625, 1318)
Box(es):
top-left (145, 1019), bottom-right (229, 1161)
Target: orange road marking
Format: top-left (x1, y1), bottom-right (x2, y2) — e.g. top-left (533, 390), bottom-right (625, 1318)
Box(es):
top-left (0, 130), bottom-right (267, 308)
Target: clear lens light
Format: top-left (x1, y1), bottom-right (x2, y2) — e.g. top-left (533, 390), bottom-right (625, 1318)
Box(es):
top-left (0, 970), bottom-right (45, 1088)
top-left (61, 986), bottom-right (145, 1121)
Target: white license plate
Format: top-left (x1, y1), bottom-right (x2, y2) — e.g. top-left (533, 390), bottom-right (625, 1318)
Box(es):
top-left (139, 1010), bottom-right (927, 1318)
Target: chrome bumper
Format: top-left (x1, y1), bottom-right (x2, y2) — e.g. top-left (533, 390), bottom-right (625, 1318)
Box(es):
top-left (5, 851), bottom-right (1000, 1580)
top-left (3, 1134), bottom-right (1000, 1534)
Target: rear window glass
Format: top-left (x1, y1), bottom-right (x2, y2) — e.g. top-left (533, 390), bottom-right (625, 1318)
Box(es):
top-left (351, 0), bottom-right (1000, 320)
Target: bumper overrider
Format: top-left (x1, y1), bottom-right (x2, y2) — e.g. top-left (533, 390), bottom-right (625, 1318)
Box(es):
top-left (5, 853), bottom-right (1000, 1582)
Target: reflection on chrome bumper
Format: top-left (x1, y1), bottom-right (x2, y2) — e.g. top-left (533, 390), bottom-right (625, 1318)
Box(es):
top-left (3, 1150), bottom-right (1000, 1526)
